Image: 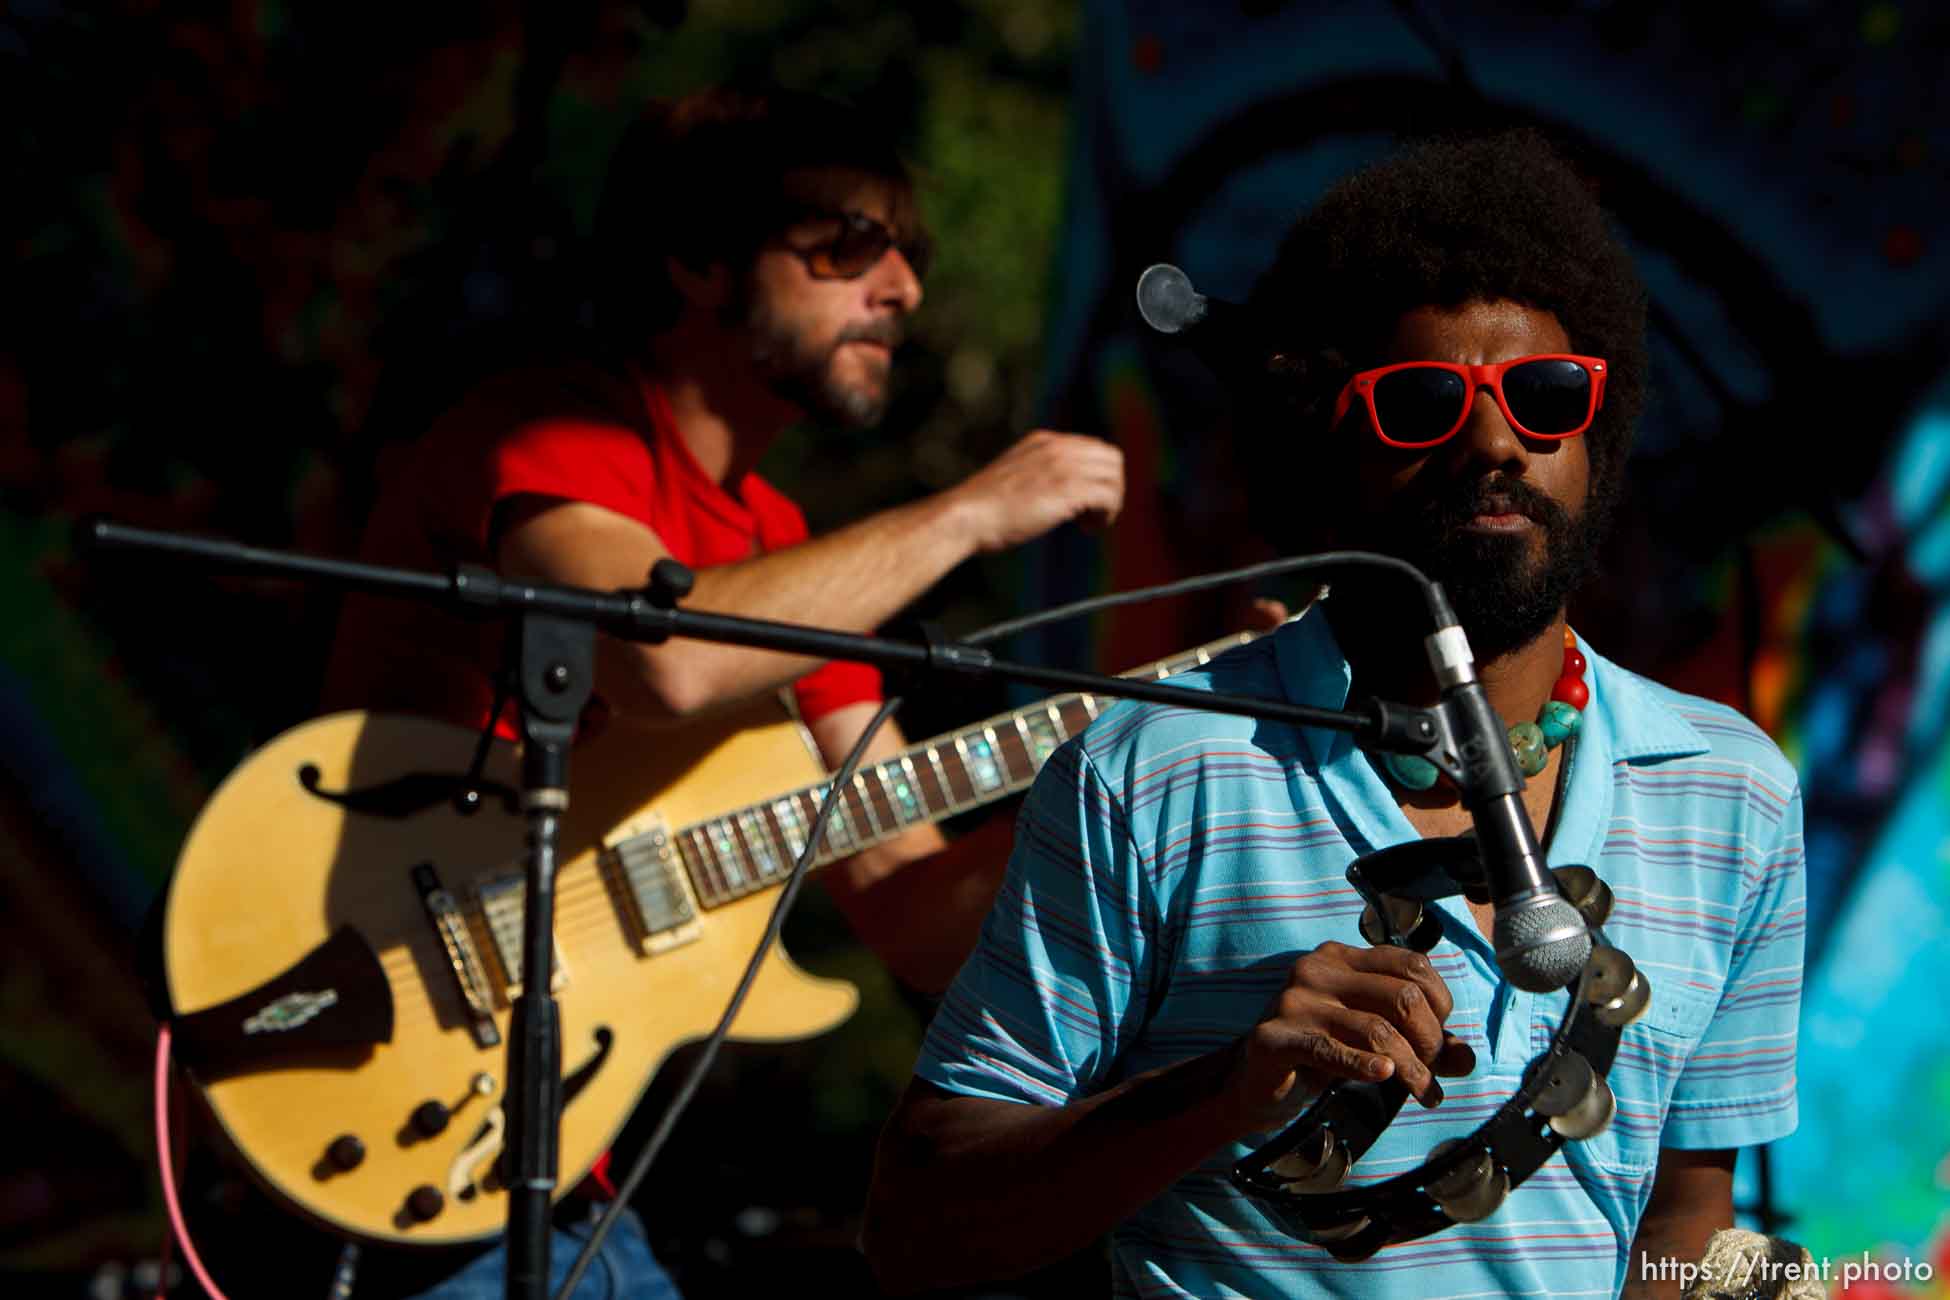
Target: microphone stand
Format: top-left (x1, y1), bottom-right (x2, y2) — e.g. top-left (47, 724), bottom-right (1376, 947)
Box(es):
top-left (82, 518), bottom-right (1537, 1296)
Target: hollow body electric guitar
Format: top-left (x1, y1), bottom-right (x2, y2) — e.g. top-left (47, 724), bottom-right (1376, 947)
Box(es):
top-left (160, 633), bottom-right (1254, 1247)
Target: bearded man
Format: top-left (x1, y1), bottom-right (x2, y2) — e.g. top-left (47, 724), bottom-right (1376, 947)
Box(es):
top-left (325, 87), bottom-right (1125, 996)
top-left (205, 87), bottom-right (1125, 1298)
top-left (863, 130), bottom-right (1804, 1300)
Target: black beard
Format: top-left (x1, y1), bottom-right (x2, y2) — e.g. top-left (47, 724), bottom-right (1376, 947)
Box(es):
top-left (1334, 473), bottom-right (1607, 662)
top-left (737, 290), bottom-right (897, 429)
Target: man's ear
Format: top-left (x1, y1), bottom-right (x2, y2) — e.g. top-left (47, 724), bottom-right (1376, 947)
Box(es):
top-left (665, 254), bottom-right (731, 313)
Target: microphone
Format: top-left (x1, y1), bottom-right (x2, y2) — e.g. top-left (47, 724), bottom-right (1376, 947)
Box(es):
top-left (1423, 611), bottom-right (1592, 993)
top-left (1134, 264), bottom-right (1210, 334)
top-left (1134, 264), bottom-right (1271, 377)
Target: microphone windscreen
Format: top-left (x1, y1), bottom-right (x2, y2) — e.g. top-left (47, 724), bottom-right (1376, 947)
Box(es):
top-left (1493, 896), bottom-right (1592, 992)
top-left (1136, 264), bottom-right (1206, 335)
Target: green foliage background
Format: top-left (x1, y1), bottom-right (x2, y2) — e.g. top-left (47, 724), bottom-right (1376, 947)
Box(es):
top-left (0, 0), bottom-right (1091, 1286)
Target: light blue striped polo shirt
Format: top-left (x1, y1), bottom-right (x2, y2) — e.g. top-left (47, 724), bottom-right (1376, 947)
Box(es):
top-left (917, 609), bottom-right (1805, 1299)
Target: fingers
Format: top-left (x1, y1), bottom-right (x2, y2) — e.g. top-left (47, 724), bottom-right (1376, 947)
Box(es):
top-left (1434, 1033), bottom-right (1477, 1078)
top-left (1279, 942), bottom-right (1461, 1108)
top-left (1332, 974), bottom-right (1445, 1071)
top-left (1030, 431), bottom-right (1125, 526)
top-left (1229, 939), bottom-right (1472, 1135)
top-left (1294, 942), bottom-right (1454, 1023)
top-left (960, 431), bottom-right (1126, 550)
top-left (1320, 1005), bottom-right (1444, 1107)
top-left (1061, 455), bottom-right (1125, 530)
top-left (1249, 1018), bottom-right (1392, 1088)
top-left (1244, 597), bottom-right (1291, 632)
top-left (1251, 1005), bottom-right (1442, 1108)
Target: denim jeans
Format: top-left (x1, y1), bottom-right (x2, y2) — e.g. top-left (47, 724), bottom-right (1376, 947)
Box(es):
top-left (402, 1207), bottom-right (679, 1300)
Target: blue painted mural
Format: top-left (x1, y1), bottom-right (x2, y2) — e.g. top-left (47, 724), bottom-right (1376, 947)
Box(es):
top-left (1030, 1), bottom-right (1950, 1289)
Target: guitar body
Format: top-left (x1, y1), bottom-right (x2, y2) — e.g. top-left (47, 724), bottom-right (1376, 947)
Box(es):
top-left (160, 630), bottom-right (1262, 1250)
top-left (162, 697), bottom-right (856, 1248)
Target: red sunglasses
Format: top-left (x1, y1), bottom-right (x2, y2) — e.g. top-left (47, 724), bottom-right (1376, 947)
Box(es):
top-left (1332, 353), bottom-right (1608, 449)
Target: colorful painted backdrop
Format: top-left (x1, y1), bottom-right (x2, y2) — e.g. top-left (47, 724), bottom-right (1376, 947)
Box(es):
top-left (1025, 1), bottom-right (1950, 1293)
top-left (5, 0), bottom-right (1949, 1294)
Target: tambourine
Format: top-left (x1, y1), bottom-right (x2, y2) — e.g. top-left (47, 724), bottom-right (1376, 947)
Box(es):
top-left (1230, 834), bottom-right (1650, 1260)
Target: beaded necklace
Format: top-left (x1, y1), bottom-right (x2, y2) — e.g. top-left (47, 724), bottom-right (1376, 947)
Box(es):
top-left (1379, 626), bottom-right (1586, 791)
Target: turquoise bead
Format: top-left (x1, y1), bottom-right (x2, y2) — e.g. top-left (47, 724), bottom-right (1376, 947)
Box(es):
top-left (1509, 721), bottom-right (1548, 776)
top-left (1381, 752), bottom-right (1440, 790)
top-left (1540, 700), bottom-right (1582, 747)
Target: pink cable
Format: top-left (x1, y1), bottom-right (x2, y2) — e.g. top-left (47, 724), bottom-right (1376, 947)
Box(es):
top-left (153, 1025), bottom-right (229, 1300)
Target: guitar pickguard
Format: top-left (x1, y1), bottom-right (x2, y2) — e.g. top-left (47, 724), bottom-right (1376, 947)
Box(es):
top-left (170, 927), bottom-right (394, 1081)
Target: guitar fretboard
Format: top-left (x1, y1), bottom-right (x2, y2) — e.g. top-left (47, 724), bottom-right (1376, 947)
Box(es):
top-left (644, 633), bottom-right (1254, 911)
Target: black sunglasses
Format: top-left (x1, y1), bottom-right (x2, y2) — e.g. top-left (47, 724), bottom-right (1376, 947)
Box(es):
top-left (780, 208), bottom-right (932, 282)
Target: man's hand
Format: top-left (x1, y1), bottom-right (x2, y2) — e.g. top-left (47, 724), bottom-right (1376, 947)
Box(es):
top-left (945, 430), bottom-right (1125, 553)
top-left (1221, 941), bottom-right (1476, 1139)
top-left (866, 942), bottom-right (1472, 1294)
top-left (1245, 597), bottom-right (1292, 630)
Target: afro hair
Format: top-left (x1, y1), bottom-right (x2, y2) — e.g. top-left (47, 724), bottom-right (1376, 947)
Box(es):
top-left (1242, 129), bottom-right (1647, 541)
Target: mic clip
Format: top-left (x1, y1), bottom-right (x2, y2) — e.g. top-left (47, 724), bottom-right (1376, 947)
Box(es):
top-left (1361, 686), bottom-right (1532, 810)
top-left (1363, 696), bottom-right (1483, 791)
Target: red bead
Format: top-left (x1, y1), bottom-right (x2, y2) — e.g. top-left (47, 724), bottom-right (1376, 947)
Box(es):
top-left (1563, 648), bottom-right (1587, 677)
top-left (1550, 675), bottom-right (1589, 711)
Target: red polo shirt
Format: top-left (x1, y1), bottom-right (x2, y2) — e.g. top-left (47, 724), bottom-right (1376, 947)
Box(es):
top-left (323, 362), bottom-right (882, 733)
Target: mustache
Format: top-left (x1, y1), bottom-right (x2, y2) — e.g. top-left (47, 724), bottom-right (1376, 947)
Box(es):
top-left (835, 318), bottom-right (905, 349)
top-left (1416, 475), bottom-right (1571, 534)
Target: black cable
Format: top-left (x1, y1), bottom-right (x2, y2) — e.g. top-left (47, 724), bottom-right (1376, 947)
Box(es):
top-left (552, 547), bottom-right (1441, 1295)
top-left (553, 695), bottom-right (904, 1299)
top-left (966, 549), bottom-right (1441, 647)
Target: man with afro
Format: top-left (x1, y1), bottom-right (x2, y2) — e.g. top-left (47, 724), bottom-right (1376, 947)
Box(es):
top-left (863, 131), bottom-right (1805, 1300)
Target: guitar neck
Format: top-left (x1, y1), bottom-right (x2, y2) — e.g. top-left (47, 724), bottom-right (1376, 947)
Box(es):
top-left (666, 632), bottom-right (1258, 911)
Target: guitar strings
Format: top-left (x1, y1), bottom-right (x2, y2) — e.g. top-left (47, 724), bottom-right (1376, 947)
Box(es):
top-left (325, 597), bottom-right (1317, 1163)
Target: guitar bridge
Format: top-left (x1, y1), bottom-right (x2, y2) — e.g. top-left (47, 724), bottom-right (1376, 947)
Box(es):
top-left (602, 815), bottom-right (702, 956)
top-left (410, 863), bottom-right (501, 1049)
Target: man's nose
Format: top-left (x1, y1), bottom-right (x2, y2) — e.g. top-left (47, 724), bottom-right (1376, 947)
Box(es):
top-left (1447, 387), bottom-right (1529, 475)
top-left (871, 246), bottom-right (924, 314)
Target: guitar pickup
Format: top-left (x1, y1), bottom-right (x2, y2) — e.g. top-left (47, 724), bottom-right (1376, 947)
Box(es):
top-left (601, 815), bottom-right (702, 956)
top-left (410, 862), bottom-right (501, 1049)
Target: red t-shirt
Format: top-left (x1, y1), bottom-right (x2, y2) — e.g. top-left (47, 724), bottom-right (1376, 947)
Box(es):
top-left (322, 362), bottom-right (882, 734)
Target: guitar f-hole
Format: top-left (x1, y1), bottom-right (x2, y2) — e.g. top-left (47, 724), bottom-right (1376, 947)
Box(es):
top-left (298, 763), bottom-right (520, 819)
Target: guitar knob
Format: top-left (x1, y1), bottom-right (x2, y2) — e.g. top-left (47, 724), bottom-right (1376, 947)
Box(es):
top-left (406, 1185), bottom-right (445, 1223)
top-left (411, 1100), bottom-right (451, 1138)
top-left (326, 1135), bottom-right (366, 1171)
